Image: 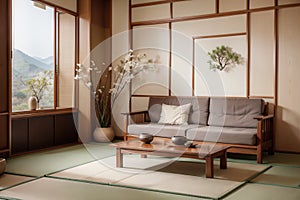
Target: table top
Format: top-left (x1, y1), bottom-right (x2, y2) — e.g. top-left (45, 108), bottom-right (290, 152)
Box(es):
top-left (111, 139), bottom-right (230, 158)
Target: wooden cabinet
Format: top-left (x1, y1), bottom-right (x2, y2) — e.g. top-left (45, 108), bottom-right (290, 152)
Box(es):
top-left (12, 112), bottom-right (78, 155)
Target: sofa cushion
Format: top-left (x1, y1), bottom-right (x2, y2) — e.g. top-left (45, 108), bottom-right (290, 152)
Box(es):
top-left (128, 123), bottom-right (201, 138)
top-left (158, 103), bottom-right (191, 125)
top-left (148, 96), bottom-right (209, 125)
top-left (208, 97), bottom-right (263, 128)
top-left (186, 126), bottom-right (257, 145)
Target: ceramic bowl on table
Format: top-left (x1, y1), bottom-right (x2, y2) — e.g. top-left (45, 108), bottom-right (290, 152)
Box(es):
top-left (139, 133), bottom-right (154, 144)
top-left (171, 136), bottom-right (188, 145)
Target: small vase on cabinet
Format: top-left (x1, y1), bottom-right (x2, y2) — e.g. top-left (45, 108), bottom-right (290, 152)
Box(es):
top-left (28, 96), bottom-right (38, 110)
top-left (93, 127), bottom-right (114, 142)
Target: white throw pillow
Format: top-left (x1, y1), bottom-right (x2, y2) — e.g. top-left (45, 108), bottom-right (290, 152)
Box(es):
top-left (158, 103), bottom-right (191, 125)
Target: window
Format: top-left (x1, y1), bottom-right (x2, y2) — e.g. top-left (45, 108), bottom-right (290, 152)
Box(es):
top-left (12, 0), bottom-right (77, 112)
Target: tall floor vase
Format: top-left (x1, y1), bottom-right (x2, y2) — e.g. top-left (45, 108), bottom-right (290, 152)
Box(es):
top-left (93, 127), bottom-right (114, 142)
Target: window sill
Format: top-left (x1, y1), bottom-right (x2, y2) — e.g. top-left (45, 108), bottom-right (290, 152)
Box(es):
top-left (11, 107), bottom-right (78, 119)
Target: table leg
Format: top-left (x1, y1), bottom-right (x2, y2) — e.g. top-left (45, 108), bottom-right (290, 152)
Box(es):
top-left (205, 156), bottom-right (214, 178)
top-left (116, 148), bottom-right (123, 168)
top-left (220, 152), bottom-right (227, 169)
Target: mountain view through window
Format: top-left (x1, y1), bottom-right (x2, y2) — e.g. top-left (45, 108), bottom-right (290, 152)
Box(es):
top-left (12, 0), bottom-right (54, 111)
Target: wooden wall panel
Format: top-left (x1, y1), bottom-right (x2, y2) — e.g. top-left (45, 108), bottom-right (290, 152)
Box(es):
top-left (250, 11), bottom-right (275, 97)
top-left (278, 0), bottom-right (300, 5)
top-left (29, 116), bottom-right (54, 150)
top-left (42, 0), bottom-right (77, 12)
top-left (173, 0), bottom-right (215, 18)
top-left (132, 4), bottom-right (170, 22)
top-left (250, 0), bottom-right (274, 9)
top-left (172, 15), bottom-right (246, 37)
top-left (132, 0), bottom-right (163, 5)
top-left (277, 7), bottom-right (300, 152)
top-left (0, 116), bottom-right (8, 150)
top-left (55, 114), bottom-right (77, 145)
top-left (219, 0), bottom-right (246, 12)
top-left (12, 118), bottom-right (28, 154)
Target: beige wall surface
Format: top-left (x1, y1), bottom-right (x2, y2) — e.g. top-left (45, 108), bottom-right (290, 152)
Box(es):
top-left (112, 0), bottom-right (130, 136)
top-left (173, 0), bottom-right (215, 18)
top-left (112, 0), bottom-right (300, 152)
top-left (58, 13), bottom-right (76, 108)
top-left (277, 7), bottom-right (300, 152)
top-left (250, 11), bottom-right (275, 97)
top-left (43, 0), bottom-right (77, 12)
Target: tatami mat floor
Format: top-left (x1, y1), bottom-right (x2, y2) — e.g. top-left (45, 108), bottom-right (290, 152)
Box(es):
top-left (0, 143), bottom-right (300, 200)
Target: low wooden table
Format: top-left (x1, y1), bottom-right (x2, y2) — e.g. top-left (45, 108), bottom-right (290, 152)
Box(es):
top-left (111, 139), bottom-right (230, 178)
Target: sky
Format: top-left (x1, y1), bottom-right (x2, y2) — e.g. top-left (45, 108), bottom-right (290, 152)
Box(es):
top-left (13, 0), bottom-right (54, 59)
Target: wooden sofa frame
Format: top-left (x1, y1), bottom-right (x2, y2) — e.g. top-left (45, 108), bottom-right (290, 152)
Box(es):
top-left (122, 109), bottom-right (274, 164)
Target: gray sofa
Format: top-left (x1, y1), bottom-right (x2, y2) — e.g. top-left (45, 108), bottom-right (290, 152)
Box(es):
top-left (123, 96), bottom-right (274, 163)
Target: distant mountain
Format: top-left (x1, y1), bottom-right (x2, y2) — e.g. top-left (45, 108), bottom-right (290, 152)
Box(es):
top-left (13, 49), bottom-right (53, 79)
top-left (34, 55), bottom-right (54, 66)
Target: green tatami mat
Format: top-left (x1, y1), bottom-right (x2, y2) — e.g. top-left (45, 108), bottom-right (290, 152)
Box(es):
top-left (0, 177), bottom-right (207, 200)
top-left (0, 174), bottom-right (33, 191)
top-left (49, 155), bottom-right (269, 199)
top-left (264, 152), bottom-right (300, 166)
top-left (5, 143), bottom-right (115, 177)
top-left (252, 166), bottom-right (300, 187)
top-left (223, 183), bottom-right (300, 200)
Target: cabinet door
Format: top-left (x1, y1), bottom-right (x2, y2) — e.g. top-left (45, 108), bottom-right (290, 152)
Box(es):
top-left (12, 118), bottom-right (28, 154)
top-left (29, 116), bottom-right (54, 150)
top-left (0, 116), bottom-right (8, 150)
top-left (55, 114), bottom-right (77, 145)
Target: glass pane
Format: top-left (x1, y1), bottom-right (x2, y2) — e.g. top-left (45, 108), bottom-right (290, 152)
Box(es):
top-left (57, 12), bottom-right (76, 108)
top-left (12, 0), bottom-right (54, 111)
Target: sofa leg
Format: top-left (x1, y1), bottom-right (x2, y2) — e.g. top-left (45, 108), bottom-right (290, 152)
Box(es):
top-left (257, 151), bottom-right (263, 164)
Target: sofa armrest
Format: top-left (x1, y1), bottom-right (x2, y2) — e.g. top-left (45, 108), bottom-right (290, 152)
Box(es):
top-left (255, 114), bottom-right (274, 163)
top-left (254, 114), bottom-right (274, 121)
top-left (122, 110), bottom-right (149, 141)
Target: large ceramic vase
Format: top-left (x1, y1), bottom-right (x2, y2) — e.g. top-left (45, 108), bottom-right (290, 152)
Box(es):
top-left (93, 127), bottom-right (114, 142)
top-left (28, 96), bottom-right (38, 110)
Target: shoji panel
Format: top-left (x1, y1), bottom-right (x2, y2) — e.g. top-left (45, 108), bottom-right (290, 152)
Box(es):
top-left (250, 0), bottom-right (274, 9)
top-left (219, 0), bottom-right (246, 12)
top-left (171, 30), bottom-right (193, 96)
top-left (250, 11), bottom-right (275, 97)
top-left (277, 7), bottom-right (300, 152)
top-left (173, 0), bottom-right (215, 18)
top-left (132, 4), bottom-right (170, 22)
top-left (172, 15), bottom-right (246, 37)
top-left (132, 0), bottom-right (163, 4)
top-left (195, 35), bottom-right (247, 96)
top-left (278, 0), bottom-right (300, 5)
top-left (132, 24), bottom-right (170, 97)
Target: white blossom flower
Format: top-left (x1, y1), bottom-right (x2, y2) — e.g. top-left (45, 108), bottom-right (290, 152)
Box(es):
top-left (86, 82), bottom-right (92, 88)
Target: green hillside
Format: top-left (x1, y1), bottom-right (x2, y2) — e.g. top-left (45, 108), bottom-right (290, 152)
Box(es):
top-left (13, 49), bottom-right (53, 79)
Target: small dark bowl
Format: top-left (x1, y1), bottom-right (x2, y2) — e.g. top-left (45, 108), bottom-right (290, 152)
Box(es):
top-left (171, 136), bottom-right (187, 145)
top-left (139, 133), bottom-right (154, 144)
